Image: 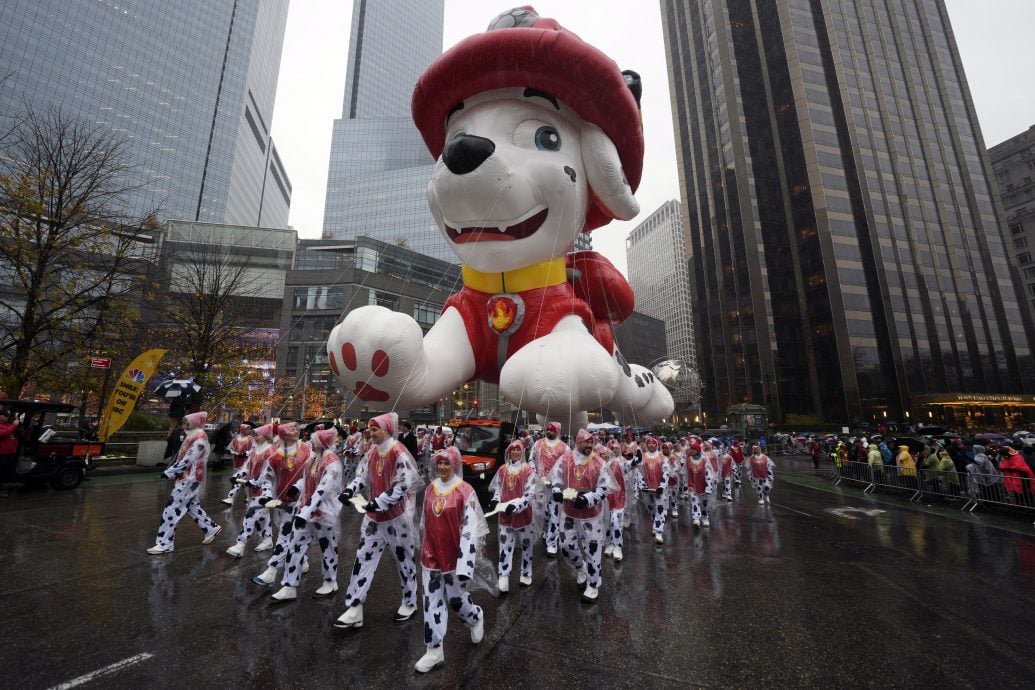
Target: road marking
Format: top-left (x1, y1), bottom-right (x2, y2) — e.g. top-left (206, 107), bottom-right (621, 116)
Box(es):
top-left (826, 507), bottom-right (886, 520)
top-left (48, 653), bottom-right (154, 689)
top-left (772, 503), bottom-right (813, 517)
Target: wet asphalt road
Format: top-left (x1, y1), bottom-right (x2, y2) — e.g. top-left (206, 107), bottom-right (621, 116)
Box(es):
top-left (1, 459), bottom-right (1033, 689)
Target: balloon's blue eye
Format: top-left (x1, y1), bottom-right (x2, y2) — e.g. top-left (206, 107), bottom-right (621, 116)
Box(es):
top-left (535, 126), bottom-right (561, 151)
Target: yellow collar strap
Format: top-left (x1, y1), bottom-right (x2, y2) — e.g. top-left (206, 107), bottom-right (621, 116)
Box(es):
top-left (461, 258), bottom-right (567, 294)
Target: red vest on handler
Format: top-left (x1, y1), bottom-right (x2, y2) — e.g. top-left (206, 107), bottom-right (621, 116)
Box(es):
top-left (495, 464), bottom-right (535, 529)
top-left (685, 456), bottom-right (707, 494)
top-left (641, 453), bottom-right (665, 489)
top-left (533, 437), bottom-right (567, 478)
top-left (174, 429), bottom-right (208, 482)
top-left (268, 442), bottom-right (312, 501)
top-left (606, 459), bottom-right (627, 510)
top-left (420, 480), bottom-right (476, 572)
top-left (229, 435), bottom-right (253, 469)
top-left (301, 450), bottom-right (339, 520)
top-left (560, 454), bottom-right (605, 520)
top-left (750, 454), bottom-right (771, 480)
top-left (246, 443), bottom-right (271, 498)
top-left (364, 441), bottom-right (410, 522)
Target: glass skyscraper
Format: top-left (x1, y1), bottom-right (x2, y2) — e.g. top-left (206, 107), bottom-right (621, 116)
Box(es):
top-left (0, 0), bottom-right (291, 228)
top-left (626, 200), bottom-right (700, 407)
top-left (322, 0), bottom-right (452, 263)
top-left (662, 0), bottom-right (1035, 427)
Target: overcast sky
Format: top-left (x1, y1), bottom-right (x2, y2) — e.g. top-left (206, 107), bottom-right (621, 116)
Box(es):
top-left (271, 1), bottom-right (1035, 274)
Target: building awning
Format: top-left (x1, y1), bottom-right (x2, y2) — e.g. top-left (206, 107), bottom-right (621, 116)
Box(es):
top-left (912, 393), bottom-right (1035, 406)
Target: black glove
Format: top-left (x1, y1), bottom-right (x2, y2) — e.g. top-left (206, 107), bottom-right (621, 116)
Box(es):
top-left (505, 504), bottom-right (517, 515)
top-left (631, 456), bottom-right (642, 467)
top-left (340, 487), bottom-right (354, 501)
top-left (286, 485), bottom-right (300, 501)
top-left (487, 499), bottom-right (499, 512)
top-left (258, 497), bottom-right (271, 506)
top-left (293, 515), bottom-right (307, 530)
top-left (364, 501), bottom-right (379, 513)
top-left (656, 486), bottom-right (664, 496)
top-left (552, 490), bottom-right (563, 502)
top-left (573, 495), bottom-right (589, 509)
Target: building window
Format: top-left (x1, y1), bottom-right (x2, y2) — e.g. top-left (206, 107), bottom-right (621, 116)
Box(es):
top-left (1015, 237), bottom-right (1028, 250)
top-left (1018, 252), bottom-right (1032, 265)
top-left (1010, 222), bottom-right (1024, 235)
top-left (368, 289), bottom-right (399, 310)
top-left (293, 286), bottom-right (343, 310)
top-left (413, 303), bottom-right (441, 328)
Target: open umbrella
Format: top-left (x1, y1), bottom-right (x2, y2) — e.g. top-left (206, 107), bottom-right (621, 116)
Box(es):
top-left (153, 378), bottom-right (203, 418)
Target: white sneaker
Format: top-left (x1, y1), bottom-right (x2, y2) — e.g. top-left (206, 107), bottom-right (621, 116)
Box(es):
top-left (613, 547), bottom-right (623, 562)
top-left (314, 580), bottom-right (338, 597)
top-left (765, 495), bottom-right (771, 504)
top-left (271, 585), bottom-right (297, 601)
top-left (221, 497), bottom-right (233, 506)
top-left (146, 545), bottom-right (172, 555)
top-left (757, 498), bottom-right (764, 505)
top-left (723, 493), bottom-right (732, 501)
top-left (414, 646), bottom-right (444, 673)
top-left (603, 545), bottom-right (613, 557)
top-left (225, 542), bottom-right (245, 558)
top-left (519, 574), bottom-right (533, 587)
top-left (654, 532), bottom-right (663, 544)
top-left (581, 585), bottom-right (599, 602)
top-left (254, 537), bottom-right (274, 552)
top-left (671, 509), bottom-right (679, 517)
top-left (470, 611), bottom-right (484, 644)
top-left (735, 479), bottom-right (742, 485)
top-left (576, 565), bottom-right (588, 586)
top-left (395, 602), bottom-right (417, 622)
top-left (302, 558), bottom-right (310, 574)
top-left (693, 519), bottom-right (701, 528)
top-left (702, 516), bottom-right (710, 527)
top-left (497, 575), bottom-right (509, 593)
top-left (334, 605), bottom-right (363, 629)
top-left (252, 566), bottom-right (277, 587)
top-left (202, 525), bottom-right (221, 544)
top-left (546, 545), bottom-right (557, 558)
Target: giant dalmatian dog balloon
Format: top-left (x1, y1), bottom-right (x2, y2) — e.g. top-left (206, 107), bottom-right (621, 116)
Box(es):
top-left (327, 7), bottom-right (674, 432)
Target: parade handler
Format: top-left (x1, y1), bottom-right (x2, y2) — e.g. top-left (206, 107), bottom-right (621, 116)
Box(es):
top-left (414, 446), bottom-right (489, 673)
top-left (148, 411), bottom-right (221, 554)
top-left (549, 428), bottom-right (615, 603)
top-left (749, 444), bottom-right (776, 505)
top-left (271, 428), bottom-right (344, 601)
top-left (636, 436), bottom-right (670, 544)
top-left (530, 421), bottom-right (568, 557)
top-left (488, 440), bottom-right (537, 592)
top-left (225, 423), bottom-right (276, 557)
top-left (334, 412), bottom-right (422, 629)
top-left (252, 423), bottom-right (312, 587)
top-left (221, 423), bottom-right (254, 505)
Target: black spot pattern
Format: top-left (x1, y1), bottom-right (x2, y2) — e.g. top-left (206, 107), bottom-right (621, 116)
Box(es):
top-left (563, 165), bottom-right (576, 182)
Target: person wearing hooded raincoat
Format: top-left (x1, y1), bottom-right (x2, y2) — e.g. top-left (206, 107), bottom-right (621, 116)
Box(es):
top-left (334, 412), bottom-right (421, 629)
top-left (270, 427), bottom-right (345, 601)
top-left (488, 440), bottom-right (537, 592)
top-left (635, 436), bottom-right (670, 544)
top-left (748, 444), bottom-right (776, 506)
top-left (936, 450), bottom-right (961, 495)
top-left (602, 442), bottom-right (637, 562)
top-left (684, 441), bottom-right (718, 527)
top-left (225, 423), bottom-right (276, 557)
top-left (998, 447), bottom-right (1035, 503)
top-left (549, 428), bottom-right (616, 603)
top-left (148, 412), bottom-right (221, 554)
top-left (662, 442), bottom-right (682, 518)
top-left (895, 445), bottom-right (918, 491)
top-left (867, 442), bottom-right (885, 481)
top-left (252, 422), bottom-right (313, 587)
top-left (221, 424), bottom-right (254, 506)
top-left (966, 446), bottom-right (1002, 502)
top-left (414, 446), bottom-right (488, 673)
top-left (530, 421), bottom-right (569, 557)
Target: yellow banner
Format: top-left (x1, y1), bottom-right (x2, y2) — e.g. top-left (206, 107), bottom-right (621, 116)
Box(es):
top-left (98, 349), bottom-right (167, 441)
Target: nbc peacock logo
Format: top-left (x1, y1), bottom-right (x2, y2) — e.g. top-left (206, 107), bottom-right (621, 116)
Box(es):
top-left (128, 369), bottom-right (147, 384)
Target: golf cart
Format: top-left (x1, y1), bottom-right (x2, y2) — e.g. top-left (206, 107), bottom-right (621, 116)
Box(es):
top-left (0, 399), bottom-right (103, 490)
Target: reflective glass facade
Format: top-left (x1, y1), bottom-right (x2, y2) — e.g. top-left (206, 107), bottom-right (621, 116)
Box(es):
top-left (990, 126), bottom-right (1035, 317)
top-left (662, 0), bottom-right (1035, 424)
top-left (322, 0), bottom-right (452, 263)
top-left (0, 0), bottom-right (290, 228)
top-left (626, 200), bottom-right (700, 406)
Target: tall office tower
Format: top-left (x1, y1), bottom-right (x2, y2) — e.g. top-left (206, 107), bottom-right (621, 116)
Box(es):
top-left (322, 0), bottom-right (451, 262)
top-left (662, 0), bottom-right (1035, 426)
top-left (0, 0), bottom-right (291, 228)
top-left (626, 200), bottom-right (699, 407)
top-left (990, 125), bottom-right (1035, 314)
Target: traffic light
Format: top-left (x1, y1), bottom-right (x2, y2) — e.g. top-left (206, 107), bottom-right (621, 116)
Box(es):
top-left (472, 399), bottom-right (479, 408)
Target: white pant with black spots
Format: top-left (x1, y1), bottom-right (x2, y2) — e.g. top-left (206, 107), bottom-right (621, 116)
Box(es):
top-left (154, 481), bottom-right (218, 549)
top-left (344, 514), bottom-right (418, 609)
top-left (422, 569), bottom-right (482, 650)
top-left (732, 463), bottom-right (742, 483)
top-left (608, 509), bottom-right (625, 549)
top-left (281, 520), bottom-right (340, 587)
top-left (751, 477), bottom-right (773, 500)
top-left (689, 492), bottom-right (712, 521)
top-left (235, 502), bottom-right (271, 546)
top-left (224, 481), bottom-right (242, 503)
top-left (666, 485), bottom-right (680, 514)
top-left (560, 515), bottom-right (605, 589)
top-left (498, 525), bottom-right (533, 580)
top-left (266, 510), bottom-right (293, 569)
top-left (543, 500), bottom-right (560, 551)
top-left (642, 492), bottom-right (667, 534)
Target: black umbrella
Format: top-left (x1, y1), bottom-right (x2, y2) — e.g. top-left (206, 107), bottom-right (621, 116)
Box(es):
top-left (154, 378), bottom-right (203, 418)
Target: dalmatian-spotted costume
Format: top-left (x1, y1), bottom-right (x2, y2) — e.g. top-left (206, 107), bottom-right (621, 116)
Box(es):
top-left (662, 443), bottom-right (682, 518)
top-left (749, 445), bottom-right (776, 505)
top-left (601, 444), bottom-right (636, 560)
top-left (683, 443), bottom-right (716, 528)
top-left (530, 422), bottom-right (568, 556)
top-left (714, 447), bottom-right (735, 501)
top-left (221, 424), bottom-right (254, 505)
top-left (489, 440), bottom-right (536, 591)
top-left (549, 428), bottom-right (615, 602)
top-left (148, 412), bottom-right (220, 554)
top-left (334, 412), bottom-right (421, 629)
top-left (225, 424), bottom-right (276, 557)
top-left (635, 437), bottom-right (670, 544)
top-left (729, 441), bottom-right (746, 485)
top-left (326, 5), bottom-right (673, 438)
top-left (271, 428), bottom-right (344, 601)
top-left (252, 423), bottom-right (312, 586)
top-left (414, 446), bottom-right (489, 673)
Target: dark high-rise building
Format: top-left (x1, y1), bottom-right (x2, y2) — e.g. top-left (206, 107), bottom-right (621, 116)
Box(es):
top-left (662, 0), bottom-right (1035, 427)
top-left (989, 126), bottom-right (1035, 315)
top-left (0, 0), bottom-right (291, 228)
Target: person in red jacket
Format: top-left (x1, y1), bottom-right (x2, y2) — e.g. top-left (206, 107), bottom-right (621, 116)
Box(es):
top-left (489, 440), bottom-right (536, 592)
top-left (221, 423), bottom-right (253, 506)
top-left (0, 412), bottom-right (20, 480)
top-left (998, 446), bottom-right (1035, 504)
top-left (414, 446), bottom-right (487, 673)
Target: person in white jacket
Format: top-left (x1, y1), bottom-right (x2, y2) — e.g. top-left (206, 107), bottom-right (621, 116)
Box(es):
top-left (225, 423), bottom-right (276, 557)
top-left (148, 412), bottom-right (221, 554)
top-left (271, 427), bottom-right (344, 601)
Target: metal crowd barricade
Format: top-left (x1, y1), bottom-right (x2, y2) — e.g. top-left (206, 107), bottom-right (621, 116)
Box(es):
top-left (831, 460), bottom-right (1035, 520)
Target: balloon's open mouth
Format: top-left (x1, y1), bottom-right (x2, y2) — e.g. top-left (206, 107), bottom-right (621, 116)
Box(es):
top-left (446, 207), bottom-right (548, 244)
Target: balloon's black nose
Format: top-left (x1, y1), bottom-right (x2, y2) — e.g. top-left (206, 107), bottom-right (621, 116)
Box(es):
top-left (442, 134), bottom-right (495, 175)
